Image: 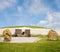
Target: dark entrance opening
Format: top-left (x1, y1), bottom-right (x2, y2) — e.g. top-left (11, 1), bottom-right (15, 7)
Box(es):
top-left (22, 32), bottom-right (25, 35)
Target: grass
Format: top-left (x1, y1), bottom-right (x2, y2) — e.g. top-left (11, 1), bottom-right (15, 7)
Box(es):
top-left (0, 36), bottom-right (60, 52)
top-left (3, 26), bottom-right (48, 29)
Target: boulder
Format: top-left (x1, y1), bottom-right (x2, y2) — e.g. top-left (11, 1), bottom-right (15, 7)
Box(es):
top-left (47, 30), bottom-right (58, 40)
top-left (3, 29), bottom-right (12, 41)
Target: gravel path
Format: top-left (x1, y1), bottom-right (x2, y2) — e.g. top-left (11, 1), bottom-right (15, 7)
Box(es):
top-left (0, 37), bottom-right (40, 43)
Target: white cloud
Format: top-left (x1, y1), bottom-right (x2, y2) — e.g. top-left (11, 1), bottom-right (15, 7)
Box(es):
top-left (17, 6), bottom-right (23, 13)
top-left (46, 12), bottom-right (53, 22)
top-left (37, 11), bottom-right (60, 29)
top-left (37, 20), bottom-right (48, 27)
top-left (0, 0), bottom-right (17, 10)
top-left (39, 20), bottom-right (48, 24)
top-left (52, 12), bottom-right (60, 19)
top-left (24, 0), bottom-right (50, 15)
top-left (52, 12), bottom-right (60, 25)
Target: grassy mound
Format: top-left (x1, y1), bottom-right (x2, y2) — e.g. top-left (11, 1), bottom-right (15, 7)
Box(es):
top-left (3, 26), bottom-right (48, 29)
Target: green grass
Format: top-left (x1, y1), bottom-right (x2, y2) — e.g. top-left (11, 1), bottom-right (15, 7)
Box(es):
top-left (0, 36), bottom-right (60, 52)
top-left (3, 26), bottom-right (48, 29)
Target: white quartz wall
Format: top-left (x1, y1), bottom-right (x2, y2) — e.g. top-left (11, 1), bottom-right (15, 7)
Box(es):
top-left (0, 28), bottom-right (60, 36)
top-left (30, 29), bottom-right (50, 35)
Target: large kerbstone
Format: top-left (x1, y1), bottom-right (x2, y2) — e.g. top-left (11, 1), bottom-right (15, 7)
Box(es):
top-left (3, 29), bottom-right (11, 41)
top-left (47, 30), bottom-right (58, 40)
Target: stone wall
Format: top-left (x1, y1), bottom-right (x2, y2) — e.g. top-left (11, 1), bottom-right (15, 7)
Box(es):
top-left (14, 29), bottom-right (31, 37)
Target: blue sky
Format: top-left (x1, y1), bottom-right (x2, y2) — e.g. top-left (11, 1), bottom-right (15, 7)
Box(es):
top-left (0, 0), bottom-right (60, 29)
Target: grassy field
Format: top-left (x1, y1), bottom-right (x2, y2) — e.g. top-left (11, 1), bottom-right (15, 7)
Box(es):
top-left (0, 36), bottom-right (60, 52)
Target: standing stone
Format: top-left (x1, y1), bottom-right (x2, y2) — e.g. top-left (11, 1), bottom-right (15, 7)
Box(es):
top-left (15, 29), bottom-right (22, 37)
top-left (24, 29), bottom-right (31, 37)
top-left (47, 30), bottom-right (58, 40)
top-left (3, 29), bottom-right (11, 42)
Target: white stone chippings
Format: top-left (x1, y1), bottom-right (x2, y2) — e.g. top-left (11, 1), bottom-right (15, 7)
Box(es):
top-left (0, 37), bottom-right (40, 43)
top-left (11, 37), bottom-right (39, 43)
top-left (0, 37), bottom-right (4, 42)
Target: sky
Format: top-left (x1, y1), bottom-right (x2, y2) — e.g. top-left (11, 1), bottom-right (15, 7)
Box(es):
top-left (0, 0), bottom-right (60, 29)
